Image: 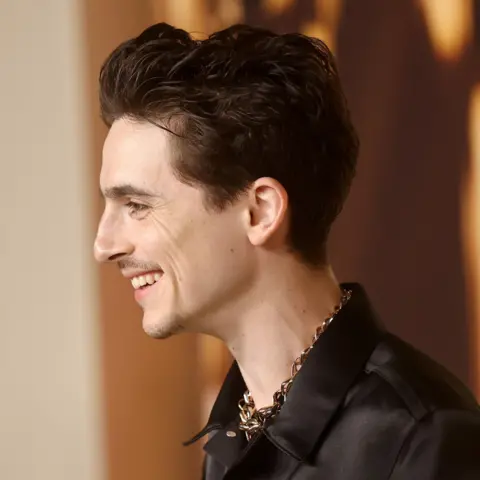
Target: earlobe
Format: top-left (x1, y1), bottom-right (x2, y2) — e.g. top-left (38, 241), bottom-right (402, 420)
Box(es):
top-left (247, 178), bottom-right (288, 247)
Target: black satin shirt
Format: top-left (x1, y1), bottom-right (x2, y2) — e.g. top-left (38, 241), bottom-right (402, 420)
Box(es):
top-left (185, 284), bottom-right (480, 479)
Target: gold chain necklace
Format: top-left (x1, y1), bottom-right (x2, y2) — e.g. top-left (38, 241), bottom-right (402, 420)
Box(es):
top-left (238, 289), bottom-right (352, 441)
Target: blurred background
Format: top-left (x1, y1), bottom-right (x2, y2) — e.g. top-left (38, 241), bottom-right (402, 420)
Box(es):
top-left (1, 0), bottom-right (479, 479)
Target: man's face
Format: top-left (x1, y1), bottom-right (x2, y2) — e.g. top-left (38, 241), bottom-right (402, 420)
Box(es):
top-left (94, 118), bottom-right (254, 339)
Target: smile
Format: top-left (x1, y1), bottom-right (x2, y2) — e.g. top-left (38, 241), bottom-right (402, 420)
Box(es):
top-left (130, 272), bottom-right (162, 290)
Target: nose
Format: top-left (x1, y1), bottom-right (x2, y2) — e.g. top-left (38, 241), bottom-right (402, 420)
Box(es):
top-left (94, 212), bottom-right (134, 263)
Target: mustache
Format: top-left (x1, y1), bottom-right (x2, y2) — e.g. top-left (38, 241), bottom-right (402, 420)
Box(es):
top-left (117, 259), bottom-right (163, 271)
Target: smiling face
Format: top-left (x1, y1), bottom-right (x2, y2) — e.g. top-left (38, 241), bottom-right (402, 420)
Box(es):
top-left (94, 118), bottom-right (256, 339)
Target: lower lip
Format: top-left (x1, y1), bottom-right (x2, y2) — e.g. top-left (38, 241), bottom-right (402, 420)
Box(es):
top-left (133, 279), bottom-right (162, 302)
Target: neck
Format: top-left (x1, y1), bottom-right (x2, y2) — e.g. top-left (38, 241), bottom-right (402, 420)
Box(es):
top-left (216, 258), bottom-right (341, 410)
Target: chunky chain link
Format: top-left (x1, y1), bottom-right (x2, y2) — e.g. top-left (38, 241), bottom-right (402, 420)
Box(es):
top-left (238, 289), bottom-right (352, 441)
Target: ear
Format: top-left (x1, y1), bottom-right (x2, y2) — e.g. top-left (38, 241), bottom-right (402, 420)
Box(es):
top-left (245, 177), bottom-right (289, 248)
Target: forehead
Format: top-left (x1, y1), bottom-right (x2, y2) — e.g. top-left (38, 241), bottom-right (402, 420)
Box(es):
top-left (101, 118), bottom-right (173, 191)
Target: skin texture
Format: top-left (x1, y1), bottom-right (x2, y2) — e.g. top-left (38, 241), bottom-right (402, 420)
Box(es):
top-left (94, 118), bottom-right (342, 408)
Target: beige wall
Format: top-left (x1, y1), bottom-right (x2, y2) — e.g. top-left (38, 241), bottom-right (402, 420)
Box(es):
top-left (0, 1), bottom-right (105, 479)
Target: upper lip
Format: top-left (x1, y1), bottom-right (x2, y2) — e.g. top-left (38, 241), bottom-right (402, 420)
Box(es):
top-left (122, 269), bottom-right (163, 280)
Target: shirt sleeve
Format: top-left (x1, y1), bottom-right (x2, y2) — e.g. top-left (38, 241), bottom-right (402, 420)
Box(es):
top-left (390, 409), bottom-right (480, 480)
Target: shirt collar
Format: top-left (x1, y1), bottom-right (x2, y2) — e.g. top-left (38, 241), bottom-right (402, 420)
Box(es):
top-left (184, 283), bottom-right (385, 460)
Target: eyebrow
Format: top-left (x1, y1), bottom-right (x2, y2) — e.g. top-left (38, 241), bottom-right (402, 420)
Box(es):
top-left (101, 184), bottom-right (161, 200)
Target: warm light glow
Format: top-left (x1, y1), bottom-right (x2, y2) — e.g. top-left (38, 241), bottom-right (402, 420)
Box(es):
top-left (302, 0), bottom-right (343, 52)
top-left (215, 0), bottom-right (244, 31)
top-left (302, 22), bottom-right (335, 51)
top-left (262, 0), bottom-right (296, 15)
top-left (462, 83), bottom-right (480, 396)
top-left (161, 0), bottom-right (207, 36)
top-left (159, 0), bottom-right (245, 37)
top-left (418, 0), bottom-right (473, 62)
top-left (469, 84), bottom-right (480, 395)
top-left (317, 0), bottom-right (343, 27)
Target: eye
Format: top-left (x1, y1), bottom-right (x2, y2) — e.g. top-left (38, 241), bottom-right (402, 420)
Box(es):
top-left (126, 201), bottom-right (149, 216)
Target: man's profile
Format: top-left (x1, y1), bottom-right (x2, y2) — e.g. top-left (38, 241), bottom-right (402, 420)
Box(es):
top-left (94, 23), bottom-right (480, 479)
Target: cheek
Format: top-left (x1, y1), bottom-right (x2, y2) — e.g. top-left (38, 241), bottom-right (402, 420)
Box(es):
top-left (146, 208), bottom-right (249, 286)
top-left (145, 212), bottom-right (197, 270)
top-left (187, 221), bottom-right (250, 280)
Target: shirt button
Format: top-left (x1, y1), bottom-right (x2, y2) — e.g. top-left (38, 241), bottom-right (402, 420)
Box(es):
top-left (226, 431), bottom-right (237, 438)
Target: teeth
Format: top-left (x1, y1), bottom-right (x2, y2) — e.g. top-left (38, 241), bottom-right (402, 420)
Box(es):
top-left (130, 272), bottom-right (162, 289)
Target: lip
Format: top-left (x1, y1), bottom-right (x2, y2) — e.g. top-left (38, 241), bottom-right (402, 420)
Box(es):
top-left (133, 281), bottom-right (158, 302)
top-left (132, 272), bottom-right (164, 302)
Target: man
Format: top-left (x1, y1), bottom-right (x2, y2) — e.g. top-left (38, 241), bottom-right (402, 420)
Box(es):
top-left (94, 22), bottom-right (480, 479)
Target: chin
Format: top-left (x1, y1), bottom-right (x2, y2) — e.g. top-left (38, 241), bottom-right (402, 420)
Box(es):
top-left (142, 313), bottom-right (185, 340)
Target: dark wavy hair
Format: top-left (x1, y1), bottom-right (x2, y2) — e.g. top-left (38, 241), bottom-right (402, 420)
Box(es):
top-left (99, 23), bottom-right (359, 266)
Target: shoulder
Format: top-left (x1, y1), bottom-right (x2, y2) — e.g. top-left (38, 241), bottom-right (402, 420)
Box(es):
top-left (365, 333), bottom-right (479, 417)
top-left (356, 334), bottom-right (480, 478)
